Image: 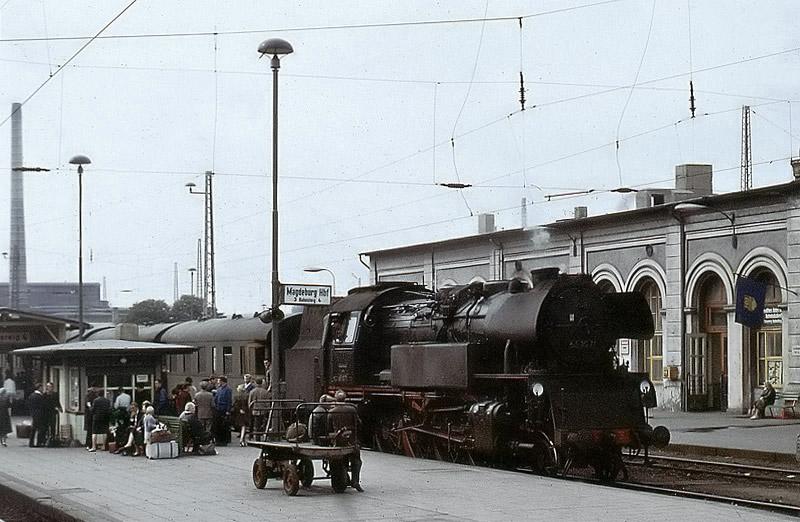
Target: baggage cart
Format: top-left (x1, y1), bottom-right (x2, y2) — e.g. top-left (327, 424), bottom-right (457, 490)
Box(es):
top-left (247, 402), bottom-right (361, 496)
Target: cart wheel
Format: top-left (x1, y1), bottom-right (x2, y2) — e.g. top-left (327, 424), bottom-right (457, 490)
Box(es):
top-left (299, 458), bottom-right (314, 488)
top-left (330, 459), bottom-right (349, 494)
top-left (283, 463), bottom-right (300, 496)
top-left (252, 458), bottom-right (268, 489)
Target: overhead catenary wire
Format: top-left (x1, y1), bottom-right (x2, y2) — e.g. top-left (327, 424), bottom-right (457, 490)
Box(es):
top-left (0, 0), bottom-right (140, 129)
top-left (615, 0), bottom-right (657, 186)
top-left (0, 0), bottom-right (625, 43)
top-left (41, 153), bottom-right (793, 281)
top-left (446, 0), bottom-right (489, 218)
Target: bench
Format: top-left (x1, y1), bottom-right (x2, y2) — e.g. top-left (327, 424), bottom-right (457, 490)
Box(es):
top-left (156, 415), bottom-right (184, 455)
top-left (768, 394), bottom-right (798, 419)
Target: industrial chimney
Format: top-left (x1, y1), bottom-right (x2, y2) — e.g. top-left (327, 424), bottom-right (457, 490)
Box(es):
top-left (9, 103), bottom-right (28, 309)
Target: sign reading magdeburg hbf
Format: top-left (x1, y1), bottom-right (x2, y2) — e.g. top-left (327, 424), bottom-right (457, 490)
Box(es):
top-left (282, 284), bottom-right (332, 306)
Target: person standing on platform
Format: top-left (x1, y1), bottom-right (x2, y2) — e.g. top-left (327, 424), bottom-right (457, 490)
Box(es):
top-left (89, 391), bottom-right (111, 452)
top-left (248, 378), bottom-right (270, 442)
top-left (185, 377), bottom-right (197, 400)
top-left (3, 370), bottom-right (15, 405)
top-left (27, 383), bottom-right (46, 447)
top-left (213, 376), bottom-right (232, 446)
top-left (172, 384), bottom-right (191, 415)
top-left (154, 379), bottom-right (170, 416)
top-left (0, 387), bottom-right (11, 447)
top-left (194, 381), bottom-right (214, 433)
top-left (113, 387), bottom-right (131, 414)
top-left (243, 374), bottom-right (255, 394)
top-left (84, 385), bottom-right (98, 449)
top-left (44, 382), bottom-right (63, 445)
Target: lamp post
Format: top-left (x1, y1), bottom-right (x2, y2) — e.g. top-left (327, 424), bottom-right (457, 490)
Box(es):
top-left (188, 268), bottom-right (197, 296)
top-left (69, 155), bottom-right (91, 338)
top-left (304, 266), bottom-right (336, 296)
top-left (186, 174), bottom-right (216, 318)
top-left (259, 37), bottom-right (293, 434)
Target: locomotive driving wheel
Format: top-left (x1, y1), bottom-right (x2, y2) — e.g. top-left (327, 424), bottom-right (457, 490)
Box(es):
top-left (530, 431), bottom-right (559, 476)
top-left (592, 450), bottom-right (627, 482)
top-left (252, 458), bottom-right (268, 489)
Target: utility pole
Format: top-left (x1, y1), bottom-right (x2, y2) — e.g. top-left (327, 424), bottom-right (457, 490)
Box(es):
top-left (741, 105), bottom-right (752, 191)
top-left (187, 172), bottom-right (216, 318)
top-left (196, 238), bottom-right (202, 298)
top-left (204, 171), bottom-right (216, 317)
top-left (173, 262), bottom-right (178, 302)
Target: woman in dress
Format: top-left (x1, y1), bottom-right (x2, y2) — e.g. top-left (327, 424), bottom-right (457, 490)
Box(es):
top-left (232, 385), bottom-right (251, 446)
top-left (0, 388), bottom-right (11, 447)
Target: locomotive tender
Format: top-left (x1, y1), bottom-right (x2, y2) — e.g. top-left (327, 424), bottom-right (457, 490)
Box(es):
top-left (321, 268), bottom-right (670, 479)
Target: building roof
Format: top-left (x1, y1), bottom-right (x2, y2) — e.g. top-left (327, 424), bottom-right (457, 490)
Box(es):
top-left (361, 227), bottom-right (525, 256)
top-left (12, 339), bottom-right (196, 357)
top-left (0, 307), bottom-right (89, 329)
top-left (363, 179), bottom-right (800, 254)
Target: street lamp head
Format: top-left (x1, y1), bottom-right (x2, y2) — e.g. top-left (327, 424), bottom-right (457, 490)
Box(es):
top-left (672, 202), bottom-right (737, 248)
top-left (258, 38), bottom-right (293, 57)
top-left (672, 202), bottom-right (708, 214)
top-left (303, 266), bottom-right (325, 273)
top-left (69, 154), bottom-right (91, 174)
top-left (185, 182), bottom-right (196, 188)
top-left (69, 155), bottom-right (91, 166)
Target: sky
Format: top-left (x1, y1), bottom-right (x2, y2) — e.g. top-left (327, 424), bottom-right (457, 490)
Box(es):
top-left (0, 1), bottom-right (799, 315)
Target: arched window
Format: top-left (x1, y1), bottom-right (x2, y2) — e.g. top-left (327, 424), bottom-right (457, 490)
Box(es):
top-left (751, 269), bottom-right (782, 387)
top-left (636, 278), bottom-right (662, 381)
top-left (596, 279), bottom-right (616, 294)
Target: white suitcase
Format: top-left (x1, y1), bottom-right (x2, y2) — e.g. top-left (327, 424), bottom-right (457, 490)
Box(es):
top-left (146, 440), bottom-right (179, 459)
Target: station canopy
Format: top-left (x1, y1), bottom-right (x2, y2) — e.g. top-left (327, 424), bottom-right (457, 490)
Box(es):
top-left (12, 339), bottom-right (196, 357)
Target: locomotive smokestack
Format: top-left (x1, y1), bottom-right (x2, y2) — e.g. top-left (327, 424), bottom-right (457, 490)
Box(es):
top-left (9, 102), bottom-right (28, 309)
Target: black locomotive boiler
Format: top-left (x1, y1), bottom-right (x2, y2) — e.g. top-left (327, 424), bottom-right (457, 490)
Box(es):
top-left (320, 268), bottom-right (670, 479)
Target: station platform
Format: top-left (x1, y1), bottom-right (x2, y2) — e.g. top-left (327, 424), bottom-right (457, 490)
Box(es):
top-left (0, 420), bottom-right (793, 521)
top-left (649, 409), bottom-right (800, 461)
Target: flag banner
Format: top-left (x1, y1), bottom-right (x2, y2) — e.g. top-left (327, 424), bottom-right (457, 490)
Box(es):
top-left (735, 276), bottom-right (767, 328)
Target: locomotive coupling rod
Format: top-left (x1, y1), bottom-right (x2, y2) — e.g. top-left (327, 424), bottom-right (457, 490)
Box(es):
top-left (394, 424), bottom-right (467, 444)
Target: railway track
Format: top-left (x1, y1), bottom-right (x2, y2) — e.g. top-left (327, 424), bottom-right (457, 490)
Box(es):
top-left (614, 453), bottom-right (800, 515)
top-left (626, 453), bottom-right (800, 485)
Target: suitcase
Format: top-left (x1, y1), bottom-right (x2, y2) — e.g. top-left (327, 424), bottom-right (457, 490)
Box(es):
top-left (146, 440), bottom-right (179, 459)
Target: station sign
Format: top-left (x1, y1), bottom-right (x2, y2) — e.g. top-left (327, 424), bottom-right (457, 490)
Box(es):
top-left (282, 284), bottom-right (332, 306)
top-left (0, 331), bottom-right (30, 345)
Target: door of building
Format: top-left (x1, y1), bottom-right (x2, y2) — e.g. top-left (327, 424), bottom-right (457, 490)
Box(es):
top-left (708, 332), bottom-right (728, 410)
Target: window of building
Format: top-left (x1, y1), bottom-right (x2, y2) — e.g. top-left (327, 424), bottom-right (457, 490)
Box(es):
top-left (753, 269), bottom-right (783, 387)
top-left (223, 346), bottom-right (232, 375)
top-left (68, 367), bottom-right (81, 412)
top-left (757, 330), bottom-right (782, 386)
top-left (637, 279), bottom-right (663, 381)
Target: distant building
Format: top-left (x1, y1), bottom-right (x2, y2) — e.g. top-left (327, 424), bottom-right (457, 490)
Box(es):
top-left (0, 282), bottom-right (113, 324)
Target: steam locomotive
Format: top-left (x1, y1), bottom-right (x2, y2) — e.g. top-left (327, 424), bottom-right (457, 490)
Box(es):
top-left (319, 268), bottom-right (670, 479)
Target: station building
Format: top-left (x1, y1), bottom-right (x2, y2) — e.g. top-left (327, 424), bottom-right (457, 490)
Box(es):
top-left (363, 163), bottom-right (800, 413)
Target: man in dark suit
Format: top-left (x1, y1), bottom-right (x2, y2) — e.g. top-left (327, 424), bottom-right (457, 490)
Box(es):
top-left (44, 382), bottom-right (63, 445)
top-left (27, 383), bottom-right (46, 447)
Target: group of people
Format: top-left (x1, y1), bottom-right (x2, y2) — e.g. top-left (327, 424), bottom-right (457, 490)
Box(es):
top-left (26, 382), bottom-right (63, 448)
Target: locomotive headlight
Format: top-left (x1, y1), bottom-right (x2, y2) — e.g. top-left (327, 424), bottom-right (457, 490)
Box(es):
top-left (531, 382), bottom-right (545, 397)
top-left (639, 379), bottom-right (652, 395)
